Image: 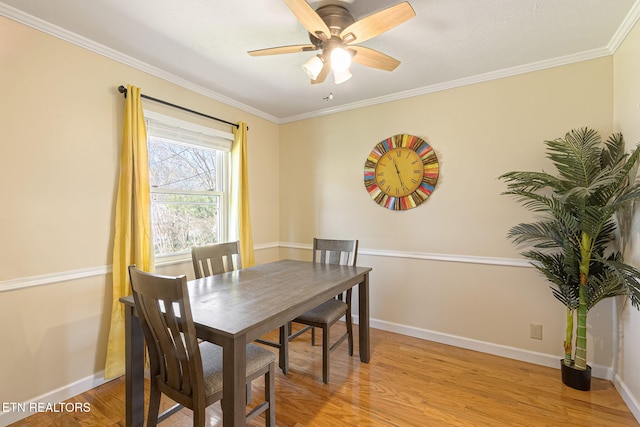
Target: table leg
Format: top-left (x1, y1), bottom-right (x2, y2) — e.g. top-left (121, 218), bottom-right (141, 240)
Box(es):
top-left (358, 273), bottom-right (371, 363)
top-left (125, 305), bottom-right (145, 427)
top-left (279, 323), bottom-right (290, 374)
top-left (222, 335), bottom-right (247, 427)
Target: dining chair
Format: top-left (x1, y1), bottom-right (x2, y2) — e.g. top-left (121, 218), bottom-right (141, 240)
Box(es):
top-left (191, 241), bottom-right (242, 278)
top-left (289, 238), bottom-right (358, 383)
top-left (128, 265), bottom-right (276, 427)
top-left (191, 242), bottom-right (290, 374)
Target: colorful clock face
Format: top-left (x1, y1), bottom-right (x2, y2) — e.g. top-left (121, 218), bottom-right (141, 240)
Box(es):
top-left (364, 134), bottom-right (439, 210)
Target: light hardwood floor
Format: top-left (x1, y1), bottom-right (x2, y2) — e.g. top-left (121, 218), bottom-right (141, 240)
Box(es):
top-left (9, 326), bottom-right (638, 426)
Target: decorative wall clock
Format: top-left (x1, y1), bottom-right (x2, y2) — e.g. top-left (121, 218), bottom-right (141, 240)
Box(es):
top-left (363, 134), bottom-right (439, 210)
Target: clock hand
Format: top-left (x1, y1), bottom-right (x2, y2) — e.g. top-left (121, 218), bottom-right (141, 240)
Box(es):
top-left (392, 158), bottom-right (402, 174)
top-left (392, 158), bottom-right (408, 191)
top-left (398, 174), bottom-right (407, 191)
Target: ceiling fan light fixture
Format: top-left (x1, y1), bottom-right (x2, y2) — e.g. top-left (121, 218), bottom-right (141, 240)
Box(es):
top-left (302, 55), bottom-right (324, 80)
top-left (249, 1), bottom-right (416, 85)
top-left (330, 47), bottom-right (351, 72)
top-left (333, 68), bottom-right (352, 84)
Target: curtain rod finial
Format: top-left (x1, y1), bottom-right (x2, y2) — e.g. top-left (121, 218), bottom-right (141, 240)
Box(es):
top-left (118, 85), bottom-right (127, 97)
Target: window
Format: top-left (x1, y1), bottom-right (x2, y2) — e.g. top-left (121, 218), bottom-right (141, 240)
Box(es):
top-left (145, 112), bottom-right (233, 258)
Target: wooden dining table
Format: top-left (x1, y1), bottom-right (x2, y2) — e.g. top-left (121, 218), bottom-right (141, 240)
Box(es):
top-left (120, 259), bottom-right (372, 427)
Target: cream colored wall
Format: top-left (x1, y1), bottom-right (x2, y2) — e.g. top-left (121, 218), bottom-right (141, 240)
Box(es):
top-left (613, 18), bottom-right (640, 416)
top-left (280, 58), bottom-right (616, 369)
top-left (0, 15), bottom-right (279, 413)
top-left (2, 8), bottom-right (639, 421)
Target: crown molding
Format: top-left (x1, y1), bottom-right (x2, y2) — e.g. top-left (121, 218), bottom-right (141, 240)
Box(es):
top-left (281, 0), bottom-right (640, 123)
top-left (3, 0), bottom-right (640, 125)
top-left (0, 3), bottom-right (280, 124)
top-left (279, 47), bottom-right (611, 123)
top-left (608, 0), bottom-right (640, 52)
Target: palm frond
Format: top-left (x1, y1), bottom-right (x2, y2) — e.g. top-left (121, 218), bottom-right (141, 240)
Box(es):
top-left (508, 222), bottom-right (564, 249)
top-left (585, 271), bottom-right (628, 309)
top-left (601, 132), bottom-right (626, 169)
top-left (589, 254), bottom-right (640, 309)
top-left (499, 171), bottom-right (564, 193)
top-left (580, 206), bottom-right (615, 241)
top-left (504, 191), bottom-right (580, 227)
top-left (594, 139), bottom-right (640, 205)
top-left (609, 138), bottom-right (640, 190)
top-left (552, 284), bottom-right (580, 309)
top-left (502, 190), bottom-right (557, 213)
top-left (524, 251), bottom-right (580, 308)
top-left (610, 183), bottom-right (640, 209)
top-left (545, 128), bottom-right (602, 189)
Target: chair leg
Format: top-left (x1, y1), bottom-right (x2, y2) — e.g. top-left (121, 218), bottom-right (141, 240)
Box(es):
top-left (322, 324), bottom-right (330, 384)
top-left (147, 384), bottom-right (161, 427)
top-left (346, 307), bottom-right (354, 357)
top-left (346, 290), bottom-right (354, 356)
top-left (193, 405), bottom-right (205, 427)
top-left (266, 362), bottom-right (276, 427)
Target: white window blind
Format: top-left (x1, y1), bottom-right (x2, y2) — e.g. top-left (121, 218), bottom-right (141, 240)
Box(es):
top-left (144, 111), bottom-right (233, 258)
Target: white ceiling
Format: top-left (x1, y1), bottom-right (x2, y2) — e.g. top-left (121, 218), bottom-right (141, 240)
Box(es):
top-left (2, 0), bottom-right (639, 123)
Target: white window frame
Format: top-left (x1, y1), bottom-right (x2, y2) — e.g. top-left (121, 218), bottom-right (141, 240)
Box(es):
top-left (144, 110), bottom-right (234, 264)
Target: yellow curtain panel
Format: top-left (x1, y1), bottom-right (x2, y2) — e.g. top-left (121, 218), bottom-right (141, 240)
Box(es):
top-left (232, 122), bottom-right (256, 267)
top-left (104, 85), bottom-right (154, 379)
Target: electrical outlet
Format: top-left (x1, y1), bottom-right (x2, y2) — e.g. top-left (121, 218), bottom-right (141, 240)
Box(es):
top-left (530, 323), bottom-right (543, 340)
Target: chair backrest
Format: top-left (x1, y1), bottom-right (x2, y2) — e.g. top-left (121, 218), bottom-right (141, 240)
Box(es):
top-left (312, 238), bottom-right (358, 267)
top-left (128, 266), bottom-right (204, 405)
top-left (191, 241), bottom-right (242, 279)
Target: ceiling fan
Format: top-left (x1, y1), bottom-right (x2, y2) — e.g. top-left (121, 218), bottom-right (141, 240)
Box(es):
top-left (247, 0), bottom-right (416, 84)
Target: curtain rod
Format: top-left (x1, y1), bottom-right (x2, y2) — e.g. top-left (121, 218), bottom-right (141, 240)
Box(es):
top-left (118, 85), bottom-right (239, 129)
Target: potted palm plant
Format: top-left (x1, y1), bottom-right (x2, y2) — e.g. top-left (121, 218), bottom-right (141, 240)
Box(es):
top-left (499, 127), bottom-right (640, 390)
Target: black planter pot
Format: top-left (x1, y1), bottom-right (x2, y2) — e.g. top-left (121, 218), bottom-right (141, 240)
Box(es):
top-left (560, 360), bottom-right (591, 391)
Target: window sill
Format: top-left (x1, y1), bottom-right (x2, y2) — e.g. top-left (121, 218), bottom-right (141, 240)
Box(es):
top-left (155, 253), bottom-right (191, 267)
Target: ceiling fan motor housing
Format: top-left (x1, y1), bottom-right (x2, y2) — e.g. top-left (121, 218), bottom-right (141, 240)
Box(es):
top-left (308, 5), bottom-right (355, 46)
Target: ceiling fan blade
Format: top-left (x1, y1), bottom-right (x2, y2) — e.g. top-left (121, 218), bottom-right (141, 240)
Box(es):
top-left (248, 44), bottom-right (317, 56)
top-left (341, 2), bottom-right (416, 44)
top-left (311, 62), bottom-right (330, 84)
top-left (285, 0), bottom-right (332, 41)
top-left (349, 46), bottom-right (401, 71)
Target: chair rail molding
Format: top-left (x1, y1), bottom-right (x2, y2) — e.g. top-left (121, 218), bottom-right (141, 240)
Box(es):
top-left (280, 242), bottom-right (532, 268)
top-left (0, 242), bottom-right (530, 292)
top-left (0, 265), bottom-right (112, 293)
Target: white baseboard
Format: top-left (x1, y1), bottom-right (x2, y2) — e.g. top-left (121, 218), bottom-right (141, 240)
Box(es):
top-left (613, 372), bottom-right (640, 423)
top-left (0, 371), bottom-right (113, 426)
top-left (353, 315), bottom-right (613, 380)
top-left (369, 315), bottom-right (640, 423)
top-left (2, 322), bottom-right (637, 426)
